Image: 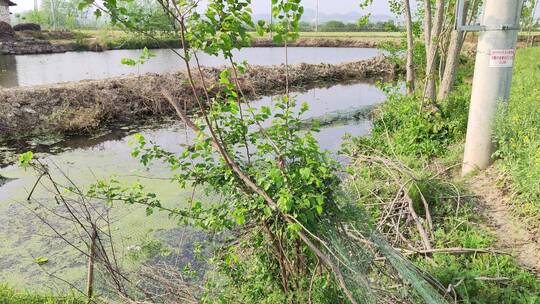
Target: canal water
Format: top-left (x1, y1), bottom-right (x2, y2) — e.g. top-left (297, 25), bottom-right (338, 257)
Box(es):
top-left (0, 80), bottom-right (386, 288)
top-left (0, 43), bottom-right (389, 289)
top-left (0, 47), bottom-right (380, 88)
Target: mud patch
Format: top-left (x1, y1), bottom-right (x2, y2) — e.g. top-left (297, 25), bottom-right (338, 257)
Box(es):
top-left (470, 169), bottom-right (540, 277)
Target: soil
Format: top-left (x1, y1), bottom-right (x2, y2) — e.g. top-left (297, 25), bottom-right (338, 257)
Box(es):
top-left (250, 37), bottom-right (388, 48)
top-left (470, 169), bottom-right (540, 277)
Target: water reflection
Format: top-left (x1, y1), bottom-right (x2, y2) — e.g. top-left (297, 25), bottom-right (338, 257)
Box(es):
top-left (0, 55), bottom-right (18, 87)
top-left (0, 80), bottom-right (385, 288)
top-left (0, 47), bottom-right (379, 88)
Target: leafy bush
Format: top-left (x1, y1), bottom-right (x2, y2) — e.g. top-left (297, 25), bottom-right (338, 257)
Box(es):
top-left (352, 84), bottom-right (469, 159)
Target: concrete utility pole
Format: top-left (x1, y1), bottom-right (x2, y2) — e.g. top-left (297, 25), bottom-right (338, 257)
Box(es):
top-left (461, 0), bottom-right (524, 175)
top-left (34, 0), bottom-right (38, 11)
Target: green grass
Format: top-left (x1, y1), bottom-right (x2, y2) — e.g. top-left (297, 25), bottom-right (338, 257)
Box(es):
top-left (61, 30), bottom-right (402, 51)
top-left (0, 284), bottom-right (84, 304)
top-left (253, 31), bottom-right (402, 41)
top-left (346, 157), bottom-right (540, 303)
top-left (493, 46), bottom-right (540, 228)
top-left (295, 31), bottom-right (401, 38)
top-left (344, 46), bottom-right (540, 303)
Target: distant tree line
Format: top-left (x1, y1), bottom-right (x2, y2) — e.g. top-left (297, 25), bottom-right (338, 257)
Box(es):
top-left (14, 0), bottom-right (100, 30)
top-left (298, 20), bottom-right (401, 32)
top-left (13, 0), bottom-right (174, 32)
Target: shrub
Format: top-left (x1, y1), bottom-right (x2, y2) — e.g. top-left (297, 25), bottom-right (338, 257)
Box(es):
top-left (352, 84), bottom-right (470, 159)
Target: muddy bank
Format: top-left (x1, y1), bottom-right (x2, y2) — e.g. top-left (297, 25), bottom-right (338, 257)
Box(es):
top-left (60, 37), bottom-right (386, 53)
top-left (0, 37), bottom-right (66, 55)
top-left (59, 34), bottom-right (540, 53)
top-left (0, 29), bottom-right (69, 55)
top-left (7, 33), bottom-right (388, 54)
top-left (0, 56), bottom-right (397, 138)
top-left (251, 38), bottom-right (385, 48)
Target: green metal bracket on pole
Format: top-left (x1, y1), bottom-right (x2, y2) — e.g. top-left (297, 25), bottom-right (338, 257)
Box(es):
top-left (455, 0), bottom-right (521, 32)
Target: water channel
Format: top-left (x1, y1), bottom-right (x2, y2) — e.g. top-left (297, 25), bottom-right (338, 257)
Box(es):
top-left (0, 47), bottom-right (379, 88)
top-left (0, 47), bottom-right (388, 289)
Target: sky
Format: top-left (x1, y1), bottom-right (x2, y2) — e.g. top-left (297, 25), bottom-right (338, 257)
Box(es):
top-left (10, 0), bottom-right (540, 18)
top-left (249, 0), bottom-right (395, 16)
top-left (10, 0), bottom-right (397, 15)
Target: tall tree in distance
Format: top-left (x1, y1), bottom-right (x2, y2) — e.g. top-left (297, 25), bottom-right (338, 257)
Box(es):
top-left (423, 0), bottom-right (432, 55)
top-left (524, 0), bottom-right (539, 46)
top-left (403, 0), bottom-right (415, 94)
top-left (423, 0), bottom-right (445, 101)
top-left (437, 0), bottom-right (481, 100)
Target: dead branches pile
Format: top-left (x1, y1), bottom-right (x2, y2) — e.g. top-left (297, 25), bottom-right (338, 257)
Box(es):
top-left (25, 160), bottom-right (203, 303)
top-left (349, 153), bottom-right (507, 262)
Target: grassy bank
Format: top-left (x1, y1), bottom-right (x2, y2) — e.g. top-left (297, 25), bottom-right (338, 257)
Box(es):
top-left (344, 46), bottom-right (540, 302)
top-left (35, 30), bottom-right (537, 51)
top-left (47, 30), bottom-right (400, 51)
top-left (0, 284), bottom-right (83, 304)
top-left (493, 46), bottom-right (540, 235)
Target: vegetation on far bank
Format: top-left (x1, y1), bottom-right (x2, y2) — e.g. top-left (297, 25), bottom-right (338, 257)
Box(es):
top-left (40, 30), bottom-right (401, 51)
top-left (14, 28), bottom-right (537, 53)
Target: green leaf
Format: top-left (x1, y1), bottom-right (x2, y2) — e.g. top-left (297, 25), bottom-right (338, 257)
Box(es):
top-left (35, 256), bottom-right (49, 265)
top-left (121, 58), bottom-right (137, 66)
top-left (299, 167), bottom-right (312, 180)
top-left (18, 151), bottom-right (34, 169)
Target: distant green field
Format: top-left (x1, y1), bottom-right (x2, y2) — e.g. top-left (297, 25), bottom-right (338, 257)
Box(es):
top-left (253, 31), bottom-right (402, 39)
top-left (297, 31), bottom-right (402, 38)
top-left (78, 30), bottom-right (402, 39)
top-left (68, 29), bottom-right (536, 51)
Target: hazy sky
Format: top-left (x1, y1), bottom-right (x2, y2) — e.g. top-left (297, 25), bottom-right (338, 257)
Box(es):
top-left (10, 0), bottom-right (540, 18)
top-left (9, 0), bottom-right (400, 15)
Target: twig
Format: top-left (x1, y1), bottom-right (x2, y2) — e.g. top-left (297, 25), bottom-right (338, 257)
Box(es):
top-left (404, 189), bottom-right (432, 250)
top-left (400, 247), bottom-right (510, 256)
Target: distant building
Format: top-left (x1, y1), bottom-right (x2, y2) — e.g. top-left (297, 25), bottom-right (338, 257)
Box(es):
top-left (0, 0), bottom-right (16, 25)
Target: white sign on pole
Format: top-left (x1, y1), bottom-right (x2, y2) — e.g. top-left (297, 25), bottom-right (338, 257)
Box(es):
top-left (489, 49), bottom-right (515, 67)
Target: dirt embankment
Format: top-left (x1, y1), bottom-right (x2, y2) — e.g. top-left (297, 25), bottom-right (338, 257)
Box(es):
top-left (470, 169), bottom-right (540, 276)
top-left (0, 56), bottom-right (397, 138)
top-left (61, 37), bottom-right (388, 53)
top-left (250, 38), bottom-right (385, 48)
